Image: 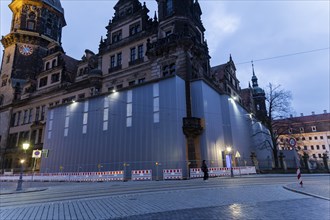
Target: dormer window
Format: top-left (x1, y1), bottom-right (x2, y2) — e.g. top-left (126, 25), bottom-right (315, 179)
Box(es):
top-left (130, 22), bottom-right (141, 36)
top-left (112, 30), bottom-right (122, 43)
top-left (311, 126), bottom-right (317, 132)
top-left (126, 7), bottom-right (133, 15)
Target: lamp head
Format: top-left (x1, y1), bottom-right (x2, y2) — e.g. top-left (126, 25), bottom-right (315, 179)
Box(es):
top-left (22, 143), bottom-right (30, 151)
top-left (226, 146), bottom-right (232, 152)
top-left (20, 159), bottom-right (25, 164)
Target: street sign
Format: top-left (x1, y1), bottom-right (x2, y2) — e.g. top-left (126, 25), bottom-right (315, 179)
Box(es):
top-left (288, 138), bottom-right (296, 147)
top-left (32, 150), bottom-right (42, 158)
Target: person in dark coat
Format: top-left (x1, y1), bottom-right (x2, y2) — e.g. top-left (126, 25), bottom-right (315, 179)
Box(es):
top-left (201, 160), bottom-right (209, 181)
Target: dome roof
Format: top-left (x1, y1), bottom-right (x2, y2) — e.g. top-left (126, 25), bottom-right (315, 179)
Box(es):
top-left (253, 86), bottom-right (265, 95)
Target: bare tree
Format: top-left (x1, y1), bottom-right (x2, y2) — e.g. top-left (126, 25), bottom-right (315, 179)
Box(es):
top-left (263, 83), bottom-right (293, 168)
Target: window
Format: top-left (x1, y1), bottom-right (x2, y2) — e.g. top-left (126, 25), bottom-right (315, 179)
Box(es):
top-left (27, 21), bottom-right (35, 30)
top-left (35, 107), bottom-right (40, 122)
top-left (23, 110), bottom-right (28, 124)
top-left (126, 90), bottom-right (132, 127)
top-left (320, 136), bottom-right (323, 140)
top-left (316, 145), bottom-right (320, 150)
top-left (117, 53), bottom-right (122, 66)
top-left (112, 30), bottom-right (122, 43)
top-left (129, 81), bottom-right (135, 86)
top-left (314, 136), bottom-right (318, 140)
top-left (41, 105), bottom-right (46, 121)
top-left (327, 136), bottom-right (330, 139)
top-left (288, 128), bottom-right (292, 134)
top-left (166, 0), bottom-right (173, 16)
top-left (302, 137), bottom-right (306, 140)
top-left (28, 109), bottom-right (33, 123)
top-left (103, 97), bottom-right (109, 131)
top-left (297, 146), bottom-right (301, 150)
top-left (78, 68), bottom-right (84, 76)
top-left (311, 126), bottom-right (317, 131)
top-left (304, 146), bottom-right (307, 150)
top-left (312, 154), bottom-right (316, 158)
top-left (137, 45), bottom-right (144, 59)
top-left (116, 84), bottom-right (123, 89)
top-left (110, 55), bottom-right (115, 68)
top-left (311, 145), bottom-right (314, 150)
top-left (39, 77), bottom-right (47, 88)
top-left (138, 78), bottom-right (145, 84)
top-left (16, 111), bottom-right (21, 126)
top-left (52, 59), bottom-right (57, 68)
top-left (64, 106), bottom-right (70, 137)
top-left (322, 145), bottom-right (326, 150)
top-left (129, 22), bottom-right (141, 36)
top-left (82, 101), bottom-right (88, 134)
top-left (162, 63), bottom-right (176, 76)
top-left (37, 129), bottom-right (43, 144)
top-left (153, 83), bottom-right (160, 123)
top-left (48, 110), bottom-right (54, 139)
top-left (46, 18), bottom-right (52, 36)
top-left (309, 137), bottom-right (312, 140)
top-left (130, 47), bottom-right (136, 61)
top-left (6, 55), bottom-right (10, 64)
top-left (11, 113), bottom-right (16, 127)
top-left (51, 73), bottom-right (60, 83)
top-left (318, 154), bottom-right (322, 158)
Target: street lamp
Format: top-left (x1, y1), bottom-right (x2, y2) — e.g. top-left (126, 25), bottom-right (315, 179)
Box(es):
top-left (226, 146), bottom-right (234, 178)
top-left (16, 142), bottom-right (30, 191)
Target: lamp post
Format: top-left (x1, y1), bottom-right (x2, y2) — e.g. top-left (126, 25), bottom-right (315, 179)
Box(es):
top-left (16, 142), bottom-right (30, 191)
top-left (226, 146), bottom-right (234, 178)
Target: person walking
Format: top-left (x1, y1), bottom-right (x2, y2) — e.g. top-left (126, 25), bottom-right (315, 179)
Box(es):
top-left (201, 160), bottom-right (209, 181)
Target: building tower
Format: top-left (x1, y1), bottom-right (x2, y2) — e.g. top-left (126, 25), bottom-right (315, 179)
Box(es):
top-left (147, 0), bottom-right (210, 168)
top-left (0, 0), bottom-right (66, 170)
top-left (251, 62), bottom-right (267, 123)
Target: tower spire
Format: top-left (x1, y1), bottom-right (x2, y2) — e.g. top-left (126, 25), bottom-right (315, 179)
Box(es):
top-left (251, 60), bottom-right (258, 88)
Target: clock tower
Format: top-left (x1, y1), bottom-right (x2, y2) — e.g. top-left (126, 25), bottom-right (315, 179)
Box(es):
top-left (0, 0), bottom-right (66, 103)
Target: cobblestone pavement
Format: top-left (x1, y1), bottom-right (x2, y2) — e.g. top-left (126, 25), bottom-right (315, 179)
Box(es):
top-left (0, 175), bottom-right (329, 219)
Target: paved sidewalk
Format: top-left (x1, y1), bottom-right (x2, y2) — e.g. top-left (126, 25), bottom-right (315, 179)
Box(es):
top-left (1, 175), bottom-right (329, 219)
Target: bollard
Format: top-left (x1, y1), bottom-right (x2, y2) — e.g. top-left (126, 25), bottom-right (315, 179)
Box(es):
top-left (296, 168), bottom-right (303, 187)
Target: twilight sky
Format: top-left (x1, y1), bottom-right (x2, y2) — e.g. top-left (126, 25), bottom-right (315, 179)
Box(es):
top-left (1, 0), bottom-right (329, 116)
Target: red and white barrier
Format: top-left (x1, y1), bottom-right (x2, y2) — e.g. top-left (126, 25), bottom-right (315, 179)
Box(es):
top-left (296, 168), bottom-right (303, 187)
top-left (190, 168), bottom-right (203, 178)
top-left (190, 166), bottom-right (257, 178)
top-left (163, 169), bottom-right (182, 180)
top-left (131, 170), bottom-right (152, 181)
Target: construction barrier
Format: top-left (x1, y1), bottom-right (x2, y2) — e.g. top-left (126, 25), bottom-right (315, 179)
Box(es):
top-left (190, 168), bottom-right (203, 178)
top-left (0, 171), bottom-right (124, 182)
top-left (131, 170), bottom-right (152, 181)
top-left (190, 166), bottom-right (257, 178)
top-left (163, 169), bottom-right (182, 180)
